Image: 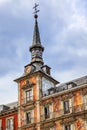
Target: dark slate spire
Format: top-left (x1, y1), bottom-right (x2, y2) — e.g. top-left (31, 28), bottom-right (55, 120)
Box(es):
top-left (32, 15), bottom-right (41, 45)
top-left (29, 4), bottom-right (44, 65)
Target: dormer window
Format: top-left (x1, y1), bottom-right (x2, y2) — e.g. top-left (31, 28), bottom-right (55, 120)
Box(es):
top-left (67, 82), bottom-right (77, 89)
top-left (67, 84), bottom-right (72, 89)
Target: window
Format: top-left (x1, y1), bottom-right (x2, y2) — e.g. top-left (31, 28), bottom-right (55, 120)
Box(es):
top-left (26, 90), bottom-right (32, 102)
top-left (6, 118), bottom-right (14, 130)
top-left (26, 112), bottom-right (31, 124)
top-left (0, 120), bottom-right (2, 130)
top-left (65, 125), bottom-right (71, 130)
top-left (67, 84), bottom-right (72, 89)
top-left (64, 101), bottom-right (70, 114)
top-left (44, 106), bottom-right (50, 119)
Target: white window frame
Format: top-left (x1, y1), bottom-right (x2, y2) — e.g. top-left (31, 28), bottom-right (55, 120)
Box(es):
top-left (24, 88), bottom-right (33, 103)
top-left (6, 117), bottom-right (14, 130)
top-left (63, 100), bottom-right (70, 114)
top-left (0, 120), bottom-right (2, 130)
top-left (64, 124), bottom-right (71, 130)
top-left (43, 103), bottom-right (53, 120)
top-left (25, 109), bottom-right (34, 125)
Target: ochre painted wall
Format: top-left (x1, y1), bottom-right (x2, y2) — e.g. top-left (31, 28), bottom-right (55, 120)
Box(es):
top-left (75, 118), bottom-right (85, 130)
top-left (74, 91), bottom-right (83, 112)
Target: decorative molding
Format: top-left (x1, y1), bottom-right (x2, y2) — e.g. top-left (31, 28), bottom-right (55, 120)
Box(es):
top-left (40, 98), bottom-right (53, 106)
top-left (60, 117), bottom-right (75, 125)
top-left (22, 80), bottom-right (35, 90)
top-left (40, 121), bottom-right (55, 129)
top-left (61, 93), bottom-right (73, 101)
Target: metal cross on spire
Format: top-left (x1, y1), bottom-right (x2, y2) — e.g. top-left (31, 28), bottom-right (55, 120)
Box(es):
top-left (33, 3), bottom-right (40, 18)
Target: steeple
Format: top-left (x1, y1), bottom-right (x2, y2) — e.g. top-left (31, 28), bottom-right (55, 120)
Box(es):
top-left (29, 3), bottom-right (44, 65)
top-left (32, 15), bottom-right (41, 45)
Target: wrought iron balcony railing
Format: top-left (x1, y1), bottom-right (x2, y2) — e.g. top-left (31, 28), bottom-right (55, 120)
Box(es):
top-left (41, 103), bottom-right (87, 121)
top-left (6, 125), bottom-right (14, 130)
top-left (22, 117), bottom-right (35, 127)
top-left (21, 96), bottom-right (34, 105)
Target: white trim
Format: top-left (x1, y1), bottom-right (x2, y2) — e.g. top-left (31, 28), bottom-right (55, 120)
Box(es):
top-left (24, 109), bottom-right (34, 124)
top-left (24, 88), bottom-right (33, 103)
top-left (6, 116), bottom-right (14, 130)
top-left (85, 119), bottom-right (87, 130)
top-left (0, 120), bottom-right (2, 130)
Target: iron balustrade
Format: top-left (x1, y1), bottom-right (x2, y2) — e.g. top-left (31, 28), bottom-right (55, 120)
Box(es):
top-left (21, 96), bottom-right (34, 105)
top-left (0, 127), bottom-right (18, 130)
top-left (42, 90), bottom-right (55, 97)
top-left (6, 125), bottom-right (14, 130)
top-left (41, 103), bottom-right (87, 121)
top-left (22, 117), bottom-right (35, 126)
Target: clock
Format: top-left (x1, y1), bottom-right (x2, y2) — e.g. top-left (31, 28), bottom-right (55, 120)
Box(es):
top-left (32, 49), bottom-right (42, 58)
top-left (25, 66), bottom-right (31, 74)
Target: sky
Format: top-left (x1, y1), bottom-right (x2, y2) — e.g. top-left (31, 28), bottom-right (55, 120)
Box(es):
top-left (0, 0), bottom-right (87, 104)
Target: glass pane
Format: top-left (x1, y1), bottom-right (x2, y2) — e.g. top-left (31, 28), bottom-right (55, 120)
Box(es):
top-left (26, 90), bottom-right (32, 101)
top-left (64, 101), bottom-right (69, 113)
top-left (26, 112), bottom-right (31, 123)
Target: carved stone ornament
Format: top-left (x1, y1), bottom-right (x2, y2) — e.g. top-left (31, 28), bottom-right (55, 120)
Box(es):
top-left (22, 79), bottom-right (34, 90)
top-left (41, 121), bottom-right (55, 129)
top-left (60, 117), bottom-right (75, 125)
top-left (41, 98), bottom-right (52, 106)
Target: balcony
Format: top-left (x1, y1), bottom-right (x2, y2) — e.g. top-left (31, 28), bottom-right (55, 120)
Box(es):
top-left (40, 104), bottom-right (87, 121)
top-left (6, 125), bottom-right (14, 130)
top-left (21, 117), bottom-right (36, 128)
top-left (41, 113), bottom-right (50, 121)
top-left (21, 96), bottom-right (34, 108)
top-left (40, 111), bottom-right (63, 121)
top-left (42, 88), bottom-right (56, 97)
top-left (72, 104), bottom-right (85, 113)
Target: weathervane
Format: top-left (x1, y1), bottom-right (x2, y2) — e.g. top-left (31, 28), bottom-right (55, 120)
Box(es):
top-left (33, 3), bottom-right (40, 18)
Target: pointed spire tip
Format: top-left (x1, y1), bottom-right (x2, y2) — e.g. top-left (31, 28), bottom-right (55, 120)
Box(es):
top-left (34, 14), bottom-right (38, 19)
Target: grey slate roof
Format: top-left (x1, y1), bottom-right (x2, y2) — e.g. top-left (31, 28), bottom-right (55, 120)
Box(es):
top-left (0, 101), bottom-right (18, 112)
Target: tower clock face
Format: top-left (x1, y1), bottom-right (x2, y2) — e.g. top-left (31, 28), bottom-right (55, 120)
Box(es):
top-left (32, 49), bottom-right (42, 58)
top-left (42, 77), bottom-right (54, 92)
top-left (25, 66), bottom-right (31, 74)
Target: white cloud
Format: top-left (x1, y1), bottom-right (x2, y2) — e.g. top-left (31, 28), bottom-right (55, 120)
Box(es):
top-left (0, 72), bottom-right (19, 104)
top-left (0, 0), bottom-right (87, 104)
top-left (0, 0), bottom-right (12, 6)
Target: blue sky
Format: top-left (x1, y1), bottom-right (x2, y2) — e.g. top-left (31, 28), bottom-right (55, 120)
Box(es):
top-left (0, 0), bottom-right (87, 104)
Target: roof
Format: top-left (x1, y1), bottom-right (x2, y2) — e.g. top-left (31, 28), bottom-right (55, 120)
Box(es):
top-left (6, 101), bottom-right (18, 109)
top-left (0, 101), bottom-right (18, 112)
top-left (57, 75), bottom-right (87, 92)
top-left (42, 75), bottom-right (87, 97)
top-left (14, 69), bottom-right (59, 84)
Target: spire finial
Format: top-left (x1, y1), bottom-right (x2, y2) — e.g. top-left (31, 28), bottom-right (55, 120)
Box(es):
top-left (33, 3), bottom-right (40, 19)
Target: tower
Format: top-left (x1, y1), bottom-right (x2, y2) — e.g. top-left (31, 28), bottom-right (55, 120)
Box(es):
top-left (14, 3), bottom-right (59, 130)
